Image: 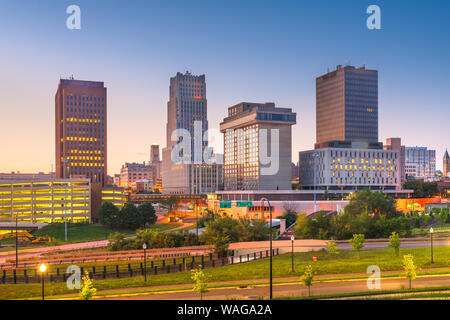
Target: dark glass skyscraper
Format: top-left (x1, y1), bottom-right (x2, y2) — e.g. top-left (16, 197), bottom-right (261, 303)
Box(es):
top-left (315, 65), bottom-right (378, 149)
top-left (55, 79), bottom-right (107, 186)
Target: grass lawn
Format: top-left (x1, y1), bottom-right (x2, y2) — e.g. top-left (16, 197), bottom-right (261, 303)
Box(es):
top-left (29, 222), bottom-right (183, 244)
top-left (31, 223), bottom-right (135, 244)
top-left (1, 245), bottom-right (450, 300)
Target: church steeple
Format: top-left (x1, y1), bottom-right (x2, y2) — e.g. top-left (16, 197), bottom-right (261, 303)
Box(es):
top-left (444, 149), bottom-right (450, 177)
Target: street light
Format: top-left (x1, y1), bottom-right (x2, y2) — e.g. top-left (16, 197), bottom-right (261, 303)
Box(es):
top-left (291, 235), bottom-right (295, 273)
top-left (15, 214), bottom-right (18, 268)
top-left (260, 197), bottom-right (272, 300)
top-left (430, 227), bottom-right (434, 264)
top-left (143, 243), bottom-right (147, 282)
top-left (39, 263), bottom-right (47, 300)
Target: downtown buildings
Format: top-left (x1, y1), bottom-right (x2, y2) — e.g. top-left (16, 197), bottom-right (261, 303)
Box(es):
top-left (220, 102), bottom-right (296, 190)
top-left (444, 149), bottom-right (450, 178)
top-left (299, 65), bottom-right (401, 191)
top-left (162, 72), bottom-right (222, 194)
top-left (55, 78), bottom-right (107, 186)
top-left (404, 146), bottom-right (436, 180)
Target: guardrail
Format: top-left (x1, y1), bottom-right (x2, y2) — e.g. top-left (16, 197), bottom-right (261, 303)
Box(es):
top-left (0, 249), bottom-right (280, 285)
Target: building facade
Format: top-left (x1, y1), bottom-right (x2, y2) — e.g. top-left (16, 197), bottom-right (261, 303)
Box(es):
top-left (405, 147), bottom-right (436, 179)
top-left (162, 72), bottom-right (221, 194)
top-left (101, 186), bottom-right (126, 208)
top-left (120, 162), bottom-right (153, 188)
top-left (443, 150), bottom-right (450, 178)
top-left (55, 79), bottom-right (107, 186)
top-left (316, 65), bottom-right (378, 148)
top-left (299, 148), bottom-right (400, 189)
top-left (220, 102), bottom-right (296, 191)
top-left (0, 179), bottom-right (91, 225)
top-left (384, 137), bottom-right (406, 187)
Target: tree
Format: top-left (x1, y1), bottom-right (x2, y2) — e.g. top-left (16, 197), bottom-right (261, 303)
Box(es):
top-left (403, 179), bottom-right (438, 198)
top-left (161, 196), bottom-right (179, 220)
top-left (300, 265), bottom-right (314, 297)
top-left (388, 232), bottom-right (401, 257)
top-left (191, 266), bottom-right (210, 300)
top-left (79, 271), bottom-right (96, 300)
top-left (344, 190), bottom-right (399, 218)
top-left (98, 202), bottom-right (120, 228)
top-left (119, 203), bottom-right (144, 230)
top-left (402, 254), bottom-right (417, 289)
top-left (138, 202), bottom-right (157, 225)
top-left (327, 240), bottom-right (339, 255)
top-left (349, 234), bottom-right (365, 258)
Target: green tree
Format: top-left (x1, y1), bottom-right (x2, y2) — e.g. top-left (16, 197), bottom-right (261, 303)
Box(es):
top-left (138, 202), bottom-right (157, 225)
top-left (79, 271), bottom-right (97, 300)
top-left (300, 265), bottom-right (314, 297)
top-left (191, 266), bottom-right (210, 300)
top-left (161, 196), bottom-right (179, 220)
top-left (349, 234), bottom-right (365, 258)
top-left (388, 232), bottom-right (401, 257)
top-left (327, 240), bottom-right (339, 255)
top-left (344, 190), bottom-right (399, 218)
top-left (98, 202), bottom-right (120, 229)
top-left (402, 254), bottom-right (417, 289)
top-left (119, 203), bottom-right (144, 230)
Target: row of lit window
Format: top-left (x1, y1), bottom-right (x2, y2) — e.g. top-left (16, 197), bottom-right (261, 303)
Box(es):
top-left (70, 162), bottom-right (105, 167)
top-left (331, 164), bottom-right (395, 171)
top-left (62, 137), bottom-right (98, 142)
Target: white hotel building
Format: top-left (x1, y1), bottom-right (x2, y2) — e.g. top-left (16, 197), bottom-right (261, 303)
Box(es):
top-left (299, 147), bottom-right (400, 190)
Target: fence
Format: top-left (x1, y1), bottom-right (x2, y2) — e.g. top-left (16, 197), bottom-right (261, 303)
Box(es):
top-left (0, 248), bottom-right (280, 284)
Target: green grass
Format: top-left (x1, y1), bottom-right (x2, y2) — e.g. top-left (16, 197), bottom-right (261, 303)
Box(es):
top-left (2, 245), bottom-right (450, 300)
top-left (30, 222), bottom-right (183, 244)
top-left (31, 223), bottom-right (134, 244)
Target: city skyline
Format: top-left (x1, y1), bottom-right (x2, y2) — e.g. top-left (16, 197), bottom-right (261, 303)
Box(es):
top-left (1, 0), bottom-right (449, 175)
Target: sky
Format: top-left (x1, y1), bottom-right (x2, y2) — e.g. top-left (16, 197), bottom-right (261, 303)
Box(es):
top-left (0, 0), bottom-right (449, 175)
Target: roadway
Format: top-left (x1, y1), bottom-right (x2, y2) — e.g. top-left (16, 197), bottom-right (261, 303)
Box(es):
top-left (96, 274), bottom-right (450, 300)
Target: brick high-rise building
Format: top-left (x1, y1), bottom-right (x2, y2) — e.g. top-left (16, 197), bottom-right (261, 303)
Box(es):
top-left (55, 78), bottom-right (107, 186)
top-left (316, 65), bottom-right (379, 149)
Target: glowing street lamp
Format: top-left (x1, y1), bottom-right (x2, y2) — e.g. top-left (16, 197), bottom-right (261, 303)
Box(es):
top-left (39, 263), bottom-right (47, 300)
top-left (430, 227), bottom-right (434, 264)
top-left (143, 243), bottom-right (147, 282)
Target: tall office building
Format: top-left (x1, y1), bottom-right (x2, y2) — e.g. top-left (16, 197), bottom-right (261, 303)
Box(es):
top-left (55, 79), bottom-right (107, 186)
top-left (150, 144), bottom-right (162, 189)
top-left (316, 65), bottom-right (378, 149)
top-left (384, 138), bottom-right (406, 188)
top-left (405, 147), bottom-right (436, 179)
top-left (299, 64), bottom-right (401, 191)
top-left (162, 72), bottom-right (221, 194)
top-left (444, 149), bottom-right (450, 178)
top-left (220, 102), bottom-right (296, 190)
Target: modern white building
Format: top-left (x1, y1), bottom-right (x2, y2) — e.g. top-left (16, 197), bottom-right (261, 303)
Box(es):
top-left (405, 147), bottom-right (436, 179)
top-left (299, 147), bottom-right (400, 190)
top-left (220, 102), bottom-right (296, 191)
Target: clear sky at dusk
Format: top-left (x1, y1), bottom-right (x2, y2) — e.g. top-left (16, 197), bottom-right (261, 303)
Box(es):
top-left (1, 0), bottom-right (449, 175)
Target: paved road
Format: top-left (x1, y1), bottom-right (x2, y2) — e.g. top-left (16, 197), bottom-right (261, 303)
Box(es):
top-left (1, 238), bottom-right (448, 266)
top-left (97, 274), bottom-right (450, 300)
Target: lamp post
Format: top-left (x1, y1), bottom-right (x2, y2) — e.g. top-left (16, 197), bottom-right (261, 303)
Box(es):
top-left (196, 201), bottom-right (199, 244)
top-left (61, 158), bottom-right (69, 242)
top-left (260, 197), bottom-right (272, 300)
top-left (39, 263), bottom-right (47, 300)
top-left (143, 243), bottom-right (147, 282)
top-left (15, 214), bottom-right (18, 268)
top-left (430, 227), bottom-right (434, 264)
top-left (291, 235), bottom-right (295, 273)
